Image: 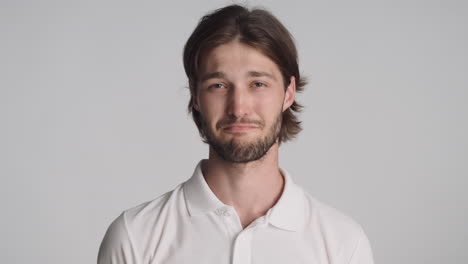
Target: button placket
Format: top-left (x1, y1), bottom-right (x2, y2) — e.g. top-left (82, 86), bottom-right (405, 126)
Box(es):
top-left (215, 207), bottom-right (240, 239)
top-left (232, 229), bottom-right (254, 264)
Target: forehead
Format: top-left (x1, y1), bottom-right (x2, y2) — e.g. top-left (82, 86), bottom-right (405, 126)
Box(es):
top-left (199, 41), bottom-right (282, 78)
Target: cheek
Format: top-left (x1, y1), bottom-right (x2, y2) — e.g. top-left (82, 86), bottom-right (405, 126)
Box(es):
top-left (254, 101), bottom-right (280, 125)
top-left (255, 91), bottom-right (284, 111)
top-left (198, 95), bottom-right (226, 123)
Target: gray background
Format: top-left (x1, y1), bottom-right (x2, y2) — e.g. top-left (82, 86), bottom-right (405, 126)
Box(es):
top-left (1, 0), bottom-right (467, 263)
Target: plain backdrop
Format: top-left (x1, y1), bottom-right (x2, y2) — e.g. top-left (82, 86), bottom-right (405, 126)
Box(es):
top-left (1, 0), bottom-right (467, 263)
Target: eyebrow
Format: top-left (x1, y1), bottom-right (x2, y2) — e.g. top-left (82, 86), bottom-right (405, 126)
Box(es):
top-left (200, 72), bottom-right (226, 83)
top-left (199, 70), bottom-right (277, 83)
top-left (247, 71), bottom-right (277, 81)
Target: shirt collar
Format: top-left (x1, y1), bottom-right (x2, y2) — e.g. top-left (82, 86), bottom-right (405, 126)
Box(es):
top-left (183, 160), bottom-right (305, 232)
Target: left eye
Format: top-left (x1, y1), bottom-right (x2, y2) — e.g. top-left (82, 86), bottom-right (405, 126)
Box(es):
top-left (253, 82), bottom-right (265, 87)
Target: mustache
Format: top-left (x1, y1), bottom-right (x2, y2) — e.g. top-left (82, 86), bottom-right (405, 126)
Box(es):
top-left (216, 117), bottom-right (264, 129)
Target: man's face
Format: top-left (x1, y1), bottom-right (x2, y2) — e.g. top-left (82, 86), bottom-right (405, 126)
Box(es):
top-left (193, 41), bottom-right (295, 163)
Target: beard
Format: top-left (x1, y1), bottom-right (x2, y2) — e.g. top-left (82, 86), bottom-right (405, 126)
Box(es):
top-left (200, 111), bottom-right (283, 163)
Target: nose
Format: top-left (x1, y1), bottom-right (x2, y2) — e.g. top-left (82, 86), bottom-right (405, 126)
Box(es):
top-left (226, 85), bottom-right (251, 119)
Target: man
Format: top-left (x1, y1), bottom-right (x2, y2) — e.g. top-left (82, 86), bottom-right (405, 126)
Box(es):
top-left (98, 4), bottom-right (374, 264)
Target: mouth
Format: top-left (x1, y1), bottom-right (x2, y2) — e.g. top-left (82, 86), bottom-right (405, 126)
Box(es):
top-left (222, 124), bottom-right (259, 133)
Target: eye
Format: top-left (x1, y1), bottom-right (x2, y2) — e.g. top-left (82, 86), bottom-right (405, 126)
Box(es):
top-left (209, 83), bottom-right (226, 89)
top-left (253, 81), bottom-right (266, 88)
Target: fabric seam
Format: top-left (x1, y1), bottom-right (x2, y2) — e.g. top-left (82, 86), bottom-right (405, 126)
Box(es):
top-left (347, 225), bottom-right (364, 264)
top-left (123, 211), bottom-right (141, 264)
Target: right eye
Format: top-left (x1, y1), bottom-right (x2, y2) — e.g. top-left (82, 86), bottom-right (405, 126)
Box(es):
top-left (209, 83), bottom-right (226, 89)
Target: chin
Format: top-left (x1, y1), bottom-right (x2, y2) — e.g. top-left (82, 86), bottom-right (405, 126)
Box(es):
top-left (225, 134), bottom-right (261, 143)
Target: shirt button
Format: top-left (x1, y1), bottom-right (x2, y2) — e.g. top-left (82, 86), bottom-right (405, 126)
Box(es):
top-left (215, 207), bottom-right (231, 216)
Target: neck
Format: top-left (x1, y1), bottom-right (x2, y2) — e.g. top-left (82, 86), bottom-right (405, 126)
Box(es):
top-left (201, 142), bottom-right (284, 227)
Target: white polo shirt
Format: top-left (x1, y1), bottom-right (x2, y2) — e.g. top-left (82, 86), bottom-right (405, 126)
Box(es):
top-left (98, 160), bottom-right (374, 264)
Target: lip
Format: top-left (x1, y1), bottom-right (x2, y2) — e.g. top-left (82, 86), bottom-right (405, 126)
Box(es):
top-left (223, 124), bottom-right (259, 132)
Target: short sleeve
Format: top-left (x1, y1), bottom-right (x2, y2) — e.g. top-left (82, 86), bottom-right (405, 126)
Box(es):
top-left (348, 227), bottom-right (374, 264)
top-left (97, 212), bottom-right (140, 264)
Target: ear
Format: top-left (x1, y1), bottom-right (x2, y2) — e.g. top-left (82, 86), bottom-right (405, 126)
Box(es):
top-left (282, 76), bottom-right (296, 112)
top-left (192, 94), bottom-right (200, 112)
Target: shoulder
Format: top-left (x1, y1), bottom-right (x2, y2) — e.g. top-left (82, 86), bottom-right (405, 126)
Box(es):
top-left (302, 189), bottom-right (364, 237)
top-left (98, 183), bottom-right (185, 263)
top-left (123, 182), bottom-right (185, 231)
top-left (98, 211), bottom-right (138, 263)
top-left (300, 189), bottom-right (374, 263)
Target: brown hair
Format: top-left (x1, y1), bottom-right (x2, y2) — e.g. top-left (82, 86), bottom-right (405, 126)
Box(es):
top-left (183, 4), bottom-right (307, 143)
